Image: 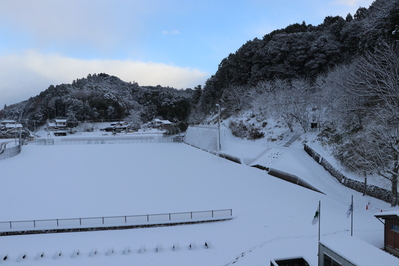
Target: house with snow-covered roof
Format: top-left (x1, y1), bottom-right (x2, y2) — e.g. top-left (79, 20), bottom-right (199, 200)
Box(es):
top-left (151, 119), bottom-right (172, 130)
top-left (0, 119), bottom-right (17, 126)
top-left (0, 120), bottom-right (23, 133)
top-left (46, 119), bottom-right (68, 136)
top-left (375, 211), bottom-right (399, 258)
top-left (47, 119), bottom-right (67, 131)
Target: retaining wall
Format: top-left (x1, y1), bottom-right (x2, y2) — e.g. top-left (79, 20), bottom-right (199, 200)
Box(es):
top-left (184, 126), bottom-right (219, 152)
top-left (304, 144), bottom-right (392, 203)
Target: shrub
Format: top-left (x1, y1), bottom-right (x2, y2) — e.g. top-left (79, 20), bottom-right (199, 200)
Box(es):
top-left (229, 120), bottom-right (264, 140)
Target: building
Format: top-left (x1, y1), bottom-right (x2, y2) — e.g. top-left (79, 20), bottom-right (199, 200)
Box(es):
top-left (47, 119), bottom-right (68, 136)
top-left (47, 119), bottom-right (67, 131)
top-left (375, 211), bottom-right (399, 258)
top-left (0, 120), bottom-right (23, 134)
top-left (270, 257), bottom-right (310, 266)
top-left (151, 119), bottom-right (172, 130)
top-left (101, 121), bottom-right (130, 133)
top-left (318, 236), bottom-right (398, 266)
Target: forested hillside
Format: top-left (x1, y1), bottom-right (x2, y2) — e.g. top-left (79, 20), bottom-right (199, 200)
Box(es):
top-left (190, 0), bottom-right (399, 118)
top-left (189, 0), bottom-right (399, 205)
top-left (0, 73), bottom-right (193, 130)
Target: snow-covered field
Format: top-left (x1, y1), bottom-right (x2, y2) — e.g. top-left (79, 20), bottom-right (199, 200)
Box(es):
top-left (0, 128), bottom-right (398, 265)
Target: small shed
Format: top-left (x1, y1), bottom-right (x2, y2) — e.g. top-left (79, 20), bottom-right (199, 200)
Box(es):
top-left (319, 236), bottom-right (398, 266)
top-left (375, 211), bottom-right (399, 257)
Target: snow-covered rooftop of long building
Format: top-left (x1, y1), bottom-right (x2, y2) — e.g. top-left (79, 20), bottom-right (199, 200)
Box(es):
top-left (321, 236), bottom-right (398, 266)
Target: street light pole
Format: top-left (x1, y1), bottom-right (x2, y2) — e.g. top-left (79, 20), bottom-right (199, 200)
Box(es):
top-left (216, 104), bottom-right (221, 153)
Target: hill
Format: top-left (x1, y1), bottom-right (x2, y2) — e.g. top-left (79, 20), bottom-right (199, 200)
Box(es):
top-left (188, 0), bottom-right (399, 207)
top-left (0, 73), bottom-right (193, 131)
top-left (191, 0), bottom-right (399, 116)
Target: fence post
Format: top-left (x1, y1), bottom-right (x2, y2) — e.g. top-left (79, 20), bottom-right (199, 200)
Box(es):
top-left (169, 213), bottom-right (171, 221)
top-left (34, 220), bottom-right (36, 228)
top-left (212, 211), bottom-right (214, 218)
top-left (102, 217), bottom-right (104, 224)
top-left (147, 215), bottom-right (149, 222)
top-left (57, 219), bottom-right (59, 226)
top-left (10, 221), bottom-right (12, 229)
top-left (79, 218), bottom-right (82, 225)
top-left (124, 216), bottom-right (127, 223)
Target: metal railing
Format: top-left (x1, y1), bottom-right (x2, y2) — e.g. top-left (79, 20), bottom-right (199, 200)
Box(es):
top-left (0, 209), bottom-right (233, 234)
top-left (32, 135), bottom-right (183, 145)
top-left (0, 142), bottom-right (22, 161)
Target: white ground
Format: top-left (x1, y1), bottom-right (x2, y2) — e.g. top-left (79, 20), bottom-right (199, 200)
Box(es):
top-left (0, 127), bottom-right (398, 265)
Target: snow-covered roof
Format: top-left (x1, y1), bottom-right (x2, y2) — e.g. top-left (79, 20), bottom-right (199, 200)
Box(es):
top-left (320, 236), bottom-right (398, 265)
top-left (5, 123), bottom-right (23, 128)
top-left (0, 120), bottom-right (16, 124)
top-left (54, 119), bottom-right (67, 123)
top-left (153, 119), bottom-right (171, 124)
top-left (375, 211), bottom-right (399, 219)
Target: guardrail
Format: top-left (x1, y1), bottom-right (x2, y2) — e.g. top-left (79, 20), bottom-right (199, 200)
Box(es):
top-left (0, 209), bottom-right (233, 236)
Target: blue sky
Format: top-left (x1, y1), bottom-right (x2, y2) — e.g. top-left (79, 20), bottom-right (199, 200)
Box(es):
top-left (0, 0), bottom-right (374, 108)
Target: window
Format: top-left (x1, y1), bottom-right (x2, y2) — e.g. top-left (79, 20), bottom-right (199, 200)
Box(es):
top-left (391, 224), bottom-right (399, 233)
top-left (323, 253), bottom-right (342, 266)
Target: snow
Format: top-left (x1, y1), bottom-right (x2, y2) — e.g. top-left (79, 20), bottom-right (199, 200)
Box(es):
top-left (0, 126), bottom-right (398, 265)
top-left (320, 236), bottom-right (399, 265)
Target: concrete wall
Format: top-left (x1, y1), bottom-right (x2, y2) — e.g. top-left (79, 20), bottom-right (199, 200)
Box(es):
top-left (184, 126), bottom-right (219, 153)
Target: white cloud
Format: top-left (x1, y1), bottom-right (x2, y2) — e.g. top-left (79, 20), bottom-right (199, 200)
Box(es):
top-left (0, 50), bottom-right (208, 107)
top-left (162, 30), bottom-right (181, 35)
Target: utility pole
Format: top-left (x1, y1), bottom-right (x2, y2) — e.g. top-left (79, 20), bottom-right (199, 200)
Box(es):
top-left (216, 104), bottom-right (221, 152)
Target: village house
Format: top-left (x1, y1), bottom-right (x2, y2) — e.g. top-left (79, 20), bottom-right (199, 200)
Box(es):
top-left (47, 119), bottom-right (67, 131)
top-left (151, 119), bottom-right (172, 130)
top-left (0, 120), bottom-right (23, 134)
top-left (375, 211), bottom-right (399, 258)
top-left (46, 119), bottom-right (68, 136)
top-left (101, 121), bottom-right (130, 133)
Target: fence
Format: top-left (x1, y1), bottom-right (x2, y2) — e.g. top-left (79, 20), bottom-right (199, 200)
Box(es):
top-left (0, 142), bottom-right (22, 161)
top-left (32, 135), bottom-right (183, 145)
top-left (303, 144), bottom-right (392, 203)
top-left (0, 209), bottom-right (233, 236)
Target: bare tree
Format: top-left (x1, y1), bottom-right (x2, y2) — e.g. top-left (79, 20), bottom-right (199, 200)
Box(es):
top-left (272, 78), bottom-right (313, 132)
top-left (222, 85), bottom-right (252, 114)
top-left (342, 41), bottom-right (399, 205)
